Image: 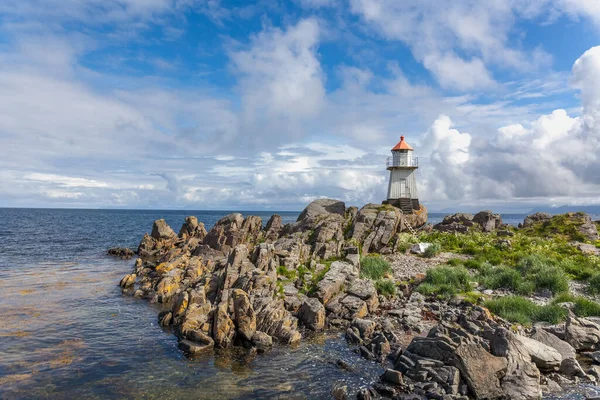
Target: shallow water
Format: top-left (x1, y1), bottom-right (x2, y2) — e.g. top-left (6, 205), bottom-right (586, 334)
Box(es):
top-left (0, 209), bottom-right (382, 399)
top-left (1, 208), bottom-right (598, 399)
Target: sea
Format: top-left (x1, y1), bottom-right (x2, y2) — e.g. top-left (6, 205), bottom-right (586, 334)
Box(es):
top-left (0, 208), bottom-right (598, 399)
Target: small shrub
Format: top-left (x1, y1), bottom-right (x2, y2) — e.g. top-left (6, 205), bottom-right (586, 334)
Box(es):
top-left (375, 279), bottom-right (396, 297)
top-left (478, 265), bottom-right (522, 291)
top-left (516, 255), bottom-right (569, 294)
top-left (464, 259), bottom-right (483, 270)
top-left (422, 243), bottom-right (442, 258)
top-left (417, 266), bottom-right (471, 299)
top-left (485, 296), bottom-right (567, 325)
top-left (446, 258), bottom-right (463, 266)
top-left (360, 255), bottom-right (392, 280)
top-left (589, 273), bottom-right (600, 295)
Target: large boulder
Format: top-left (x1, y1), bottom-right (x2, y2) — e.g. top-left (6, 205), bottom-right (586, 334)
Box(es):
top-left (212, 299), bottom-right (235, 348)
top-left (515, 334), bottom-right (562, 371)
top-left (406, 335), bottom-right (507, 399)
top-left (151, 219), bottom-right (177, 240)
top-left (350, 204), bottom-right (402, 254)
top-left (291, 198), bottom-right (346, 259)
top-left (565, 314), bottom-right (600, 351)
top-left (530, 327), bottom-right (576, 360)
top-left (297, 198), bottom-right (345, 222)
top-left (232, 289), bottom-right (256, 342)
top-left (299, 298), bottom-right (326, 331)
top-left (490, 328), bottom-right (542, 400)
top-left (316, 261), bottom-right (359, 304)
top-left (433, 213), bottom-right (474, 233)
top-left (522, 212), bottom-right (552, 228)
top-left (472, 210), bottom-right (503, 232)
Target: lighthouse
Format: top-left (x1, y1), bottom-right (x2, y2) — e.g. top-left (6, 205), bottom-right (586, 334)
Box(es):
top-left (384, 136), bottom-right (419, 214)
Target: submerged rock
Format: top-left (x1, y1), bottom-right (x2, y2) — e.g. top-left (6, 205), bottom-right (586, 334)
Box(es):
top-left (108, 247), bottom-right (135, 259)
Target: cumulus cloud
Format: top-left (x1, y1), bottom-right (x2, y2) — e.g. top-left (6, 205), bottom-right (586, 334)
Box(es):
top-left (418, 46), bottom-right (600, 207)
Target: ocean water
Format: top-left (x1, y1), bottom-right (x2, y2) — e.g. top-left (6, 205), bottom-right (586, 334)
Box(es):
top-left (0, 208), bottom-right (598, 399)
top-left (0, 208), bottom-right (381, 400)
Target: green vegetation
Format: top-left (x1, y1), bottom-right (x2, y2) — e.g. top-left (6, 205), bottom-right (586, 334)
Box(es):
top-left (589, 273), bottom-right (600, 295)
top-left (417, 266), bottom-right (472, 299)
top-left (520, 212), bottom-right (590, 242)
top-left (276, 265), bottom-right (297, 280)
top-left (375, 279), bottom-right (396, 297)
top-left (360, 254), bottom-right (392, 280)
top-left (484, 296), bottom-right (567, 325)
top-left (552, 293), bottom-right (600, 317)
top-left (395, 233), bottom-right (419, 253)
top-left (422, 242), bottom-right (442, 258)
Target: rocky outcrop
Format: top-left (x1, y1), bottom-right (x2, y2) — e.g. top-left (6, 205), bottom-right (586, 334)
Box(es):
top-left (178, 216), bottom-right (207, 241)
top-left (472, 210), bottom-right (503, 233)
top-left (434, 211), bottom-right (504, 233)
top-left (522, 212), bottom-right (552, 228)
top-left (152, 219), bottom-right (177, 240)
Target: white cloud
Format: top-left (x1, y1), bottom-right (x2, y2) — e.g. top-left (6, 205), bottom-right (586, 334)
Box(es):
top-left (230, 19), bottom-right (325, 125)
top-left (417, 46), bottom-right (600, 208)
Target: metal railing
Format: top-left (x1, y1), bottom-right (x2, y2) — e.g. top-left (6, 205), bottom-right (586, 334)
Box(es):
top-left (386, 157), bottom-right (418, 168)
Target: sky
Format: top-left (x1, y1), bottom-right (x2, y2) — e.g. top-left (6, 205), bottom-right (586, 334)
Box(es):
top-left (1, 0), bottom-right (600, 212)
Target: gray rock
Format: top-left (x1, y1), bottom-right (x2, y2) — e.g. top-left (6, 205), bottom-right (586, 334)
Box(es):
top-left (232, 289), bottom-right (256, 341)
top-left (251, 331), bottom-right (273, 352)
top-left (315, 261), bottom-right (358, 304)
top-left (522, 212), bottom-right (552, 228)
top-left (531, 327), bottom-right (576, 360)
top-left (299, 298), bottom-right (326, 331)
top-left (352, 318), bottom-right (377, 340)
top-left (381, 369), bottom-right (404, 385)
top-left (565, 314), bottom-right (600, 351)
top-left (297, 198), bottom-right (346, 222)
top-left (490, 328), bottom-right (542, 400)
top-left (473, 210), bottom-right (502, 232)
top-left (559, 357), bottom-right (586, 377)
top-left (515, 334), bottom-right (562, 371)
top-left (151, 219), bottom-right (177, 240)
top-left (178, 339), bottom-right (213, 354)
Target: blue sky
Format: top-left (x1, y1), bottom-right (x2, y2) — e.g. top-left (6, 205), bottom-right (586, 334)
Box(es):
top-left (1, 0), bottom-right (600, 211)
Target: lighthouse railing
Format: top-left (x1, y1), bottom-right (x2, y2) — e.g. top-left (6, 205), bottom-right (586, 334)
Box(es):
top-left (386, 157), bottom-right (418, 168)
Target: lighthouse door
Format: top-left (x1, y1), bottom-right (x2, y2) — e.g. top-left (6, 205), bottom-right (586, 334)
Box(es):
top-left (399, 179), bottom-right (406, 197)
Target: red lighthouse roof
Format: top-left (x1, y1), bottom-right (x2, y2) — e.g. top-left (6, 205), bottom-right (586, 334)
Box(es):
top-left (391, 136), bottom-right (413, 151)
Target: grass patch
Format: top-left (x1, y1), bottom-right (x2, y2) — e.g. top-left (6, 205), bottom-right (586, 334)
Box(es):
top-left (484, 295), bottom-right (567, 325)
top-left (552, 293), bottom-right (600, 317)
top-left (375, 279), bottom-right (396, 297)
top-left (422, 243), bottom-right (442, 258)
top-left (516, 254), bottom-right (569, 294)
top-left (276, 265), bottom-right (297, 280)
top-left (589, 273), bottom-right (600, 295)
top-left (360, 254), bottom-right (391, 280)
top-left (417, 266), bottom-right (472, 299)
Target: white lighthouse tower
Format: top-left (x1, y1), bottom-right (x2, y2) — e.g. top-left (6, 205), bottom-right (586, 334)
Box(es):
top-left (384, 136), bottom-right (419, 213)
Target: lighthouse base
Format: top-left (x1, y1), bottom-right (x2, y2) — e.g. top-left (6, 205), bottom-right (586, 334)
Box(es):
top-left (383, 198), bottom-right (420, 214)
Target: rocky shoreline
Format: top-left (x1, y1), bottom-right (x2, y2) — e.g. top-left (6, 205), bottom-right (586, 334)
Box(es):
top-left (115, 200), bottom-right (600, 400)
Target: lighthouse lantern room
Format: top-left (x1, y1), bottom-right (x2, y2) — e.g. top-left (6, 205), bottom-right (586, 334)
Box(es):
top-left (384, 136), bottom-right (419, 214)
